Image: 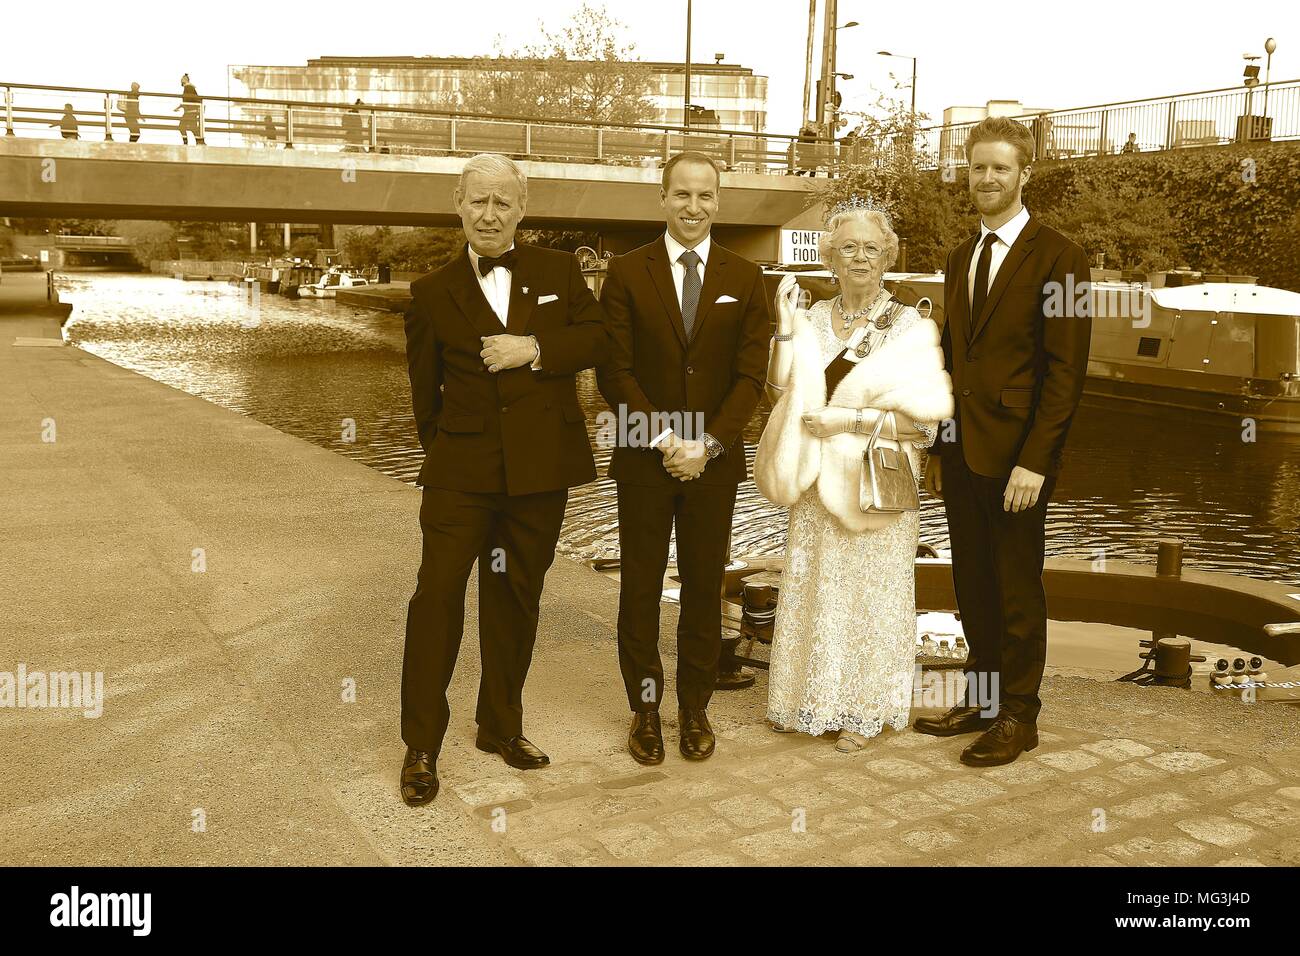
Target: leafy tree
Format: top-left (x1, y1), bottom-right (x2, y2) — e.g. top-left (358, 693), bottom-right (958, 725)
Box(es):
top-left (814, 95), bottom-right (976, 272)
top-left (457, 2), bottom-right (655, 125)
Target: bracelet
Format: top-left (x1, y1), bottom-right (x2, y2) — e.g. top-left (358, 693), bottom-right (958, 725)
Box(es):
top-left (854, 408), bottom-right (863, 434)
top-left (773, 331), bottom-right (794, 342)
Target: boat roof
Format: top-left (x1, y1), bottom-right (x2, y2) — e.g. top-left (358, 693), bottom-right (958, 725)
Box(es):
top-left (1146, 282), bottom-right (1300, 317)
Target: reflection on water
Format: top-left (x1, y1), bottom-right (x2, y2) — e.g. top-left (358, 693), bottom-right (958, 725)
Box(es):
top-left (63, 273), bottom-right (1300, 585)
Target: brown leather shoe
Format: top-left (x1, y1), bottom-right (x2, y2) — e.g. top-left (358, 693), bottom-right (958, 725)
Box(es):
top-left (678, 708), bottom-right (716, 760)
top-left (960, 713), bottom-right (1039, 767)
top-left (913, 704), bottom-right (997, 737)
top-left (475, 730), bottom-right (551, 770)
top-left (628, 712), bottom-right (665, 765)
top-left (400, 747), bottom-right (439, 806)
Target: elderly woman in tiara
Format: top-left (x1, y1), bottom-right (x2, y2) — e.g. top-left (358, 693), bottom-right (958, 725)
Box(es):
top-left (754, 197), bottom-right (954, 751)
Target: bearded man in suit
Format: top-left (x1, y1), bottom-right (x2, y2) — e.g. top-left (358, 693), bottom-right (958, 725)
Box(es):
top-left (399, 153), bottom-right (609, 805)
top-left (596, 151), bottom-right (772, 765)
top-left (918, 117), bottom-right (1092, 766)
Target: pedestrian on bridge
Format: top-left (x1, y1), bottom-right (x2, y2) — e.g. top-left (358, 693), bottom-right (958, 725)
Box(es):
top-left (117, 83), bottom-right (142, 143)
top-left (51, 104), bottom-right (79, 140)
top-left (176, 76), bottom-right (204, 145)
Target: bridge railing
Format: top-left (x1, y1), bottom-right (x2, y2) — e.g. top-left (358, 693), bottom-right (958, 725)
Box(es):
top-left (1, 81), bottom-right (830, 176)
top-left (917, 78), bottom-right (1300, 170)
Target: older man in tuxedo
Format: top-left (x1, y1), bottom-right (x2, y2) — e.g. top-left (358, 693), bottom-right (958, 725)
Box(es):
top-left (597, 151), bottom-right (772, 765)
top-left (919, 118), bottom-right (1092, 766)
top-left (399, 153), bottom-right (609, 805)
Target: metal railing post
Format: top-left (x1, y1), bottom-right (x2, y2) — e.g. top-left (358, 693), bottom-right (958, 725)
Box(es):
top-left (286, 107), bottom-right (294, 149)
top-left (104, 94), bottom-right (113, 141)
top-left (449, 117), bottom-right (457, 152)
top-left (524, 123), bottom-right (532, 156)
top-left (1165, 101), bottom-right (1176, 150)
top-left (370, 111), bottom-right (378, 151)
top-left (4, 87), bottom-right (13, 136)
top-left (664, 132), bottom-right (671, 162)
top-left (596, 127), bottom-right (604, 161)
top-left (198, 101), bottom-right (206, 144)
top-left (728, 133), bottom-right (737, 168)
top-left (1098, 109), bottom-right (1108, 155)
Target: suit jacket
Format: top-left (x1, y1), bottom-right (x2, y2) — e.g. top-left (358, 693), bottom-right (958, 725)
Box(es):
top-left (596, 236), bottom-right (772, 486)
top-left (404, 243), bottom-right (609, 496)
top-left (938, 217), bottom-right (1092, 479)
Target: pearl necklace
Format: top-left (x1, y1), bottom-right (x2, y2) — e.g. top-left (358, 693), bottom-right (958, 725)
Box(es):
top-left (835, 288), bottom-right (890, 332)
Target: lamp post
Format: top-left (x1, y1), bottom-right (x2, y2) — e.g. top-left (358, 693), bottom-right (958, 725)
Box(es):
top-left (1263, 37), bottom-right (1278, 117)
top-left (802, 0), bottom-right (816, 127)
top-left (684, 0), bottom-right (693, 131)
top-left (820, 13), bottom-right (858, 136)
top-left (877, 50), bottom-right (917, 126)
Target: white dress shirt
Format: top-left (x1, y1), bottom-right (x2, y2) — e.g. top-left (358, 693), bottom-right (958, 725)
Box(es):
top-left (467, 242), bottom-right (514, 326)
top-left (466, 242), bottom-right (541, 369)
top-left (968, 205), bottom-right (1031, 308)
top-left (663, 230), bottom-right (711, 309)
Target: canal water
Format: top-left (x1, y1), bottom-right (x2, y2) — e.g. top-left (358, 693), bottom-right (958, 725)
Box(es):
top-left (62, 273), bottom-right (1300, 587)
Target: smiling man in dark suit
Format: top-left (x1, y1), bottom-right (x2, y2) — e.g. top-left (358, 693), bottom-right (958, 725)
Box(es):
top-left (918, 117), bottom-right (1092, 766)
top-left (398, 153), bottom-right (608, 805)
top-left (596, 151), bottom-right (772, 765)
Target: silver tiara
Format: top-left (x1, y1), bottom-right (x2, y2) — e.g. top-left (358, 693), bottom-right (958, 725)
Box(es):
top-left (826, 194), bottom-right (894, 230)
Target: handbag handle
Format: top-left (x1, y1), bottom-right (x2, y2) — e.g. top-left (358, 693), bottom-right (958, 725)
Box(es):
top-left (863, 409), bottom-right (895, 448)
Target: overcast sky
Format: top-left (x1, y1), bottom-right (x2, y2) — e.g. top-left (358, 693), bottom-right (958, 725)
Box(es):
top-left (3, 0), bottom-right (1291, 131)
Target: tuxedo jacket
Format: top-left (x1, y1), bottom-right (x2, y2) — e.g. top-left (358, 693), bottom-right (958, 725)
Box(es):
top-left (404, 243), bottom-right (609, 496)
top-left (595, 236), bottom-right (772, 486)
top-left (938, 217), bottom-right (1092, 479)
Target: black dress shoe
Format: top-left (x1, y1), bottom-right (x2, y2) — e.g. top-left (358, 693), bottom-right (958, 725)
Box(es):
top-left (475, 730), bottom-right (551, 770)
top-left (628, 712), bottom-right (665, 765)
top-left (400, 747), bottom-right (439, 806)
top-left (960, 713), bottom-right (1039, 767)
top-left (913, 704), bottom-right (997, 738)
top-left (678, 708), bottom-right (716, 761)
top-left (715, 636), bottom-right (756, 690)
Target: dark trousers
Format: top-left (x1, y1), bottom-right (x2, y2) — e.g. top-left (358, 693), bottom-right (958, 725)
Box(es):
top-left (615, 479), bottom-right (737, 713)
top-left (401, 486), bottom-right (567, 754)
top-left (942, 448), bottom-right (1056, 723)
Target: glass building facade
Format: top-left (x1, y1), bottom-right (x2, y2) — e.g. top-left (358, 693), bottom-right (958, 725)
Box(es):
top-left (230, 57), bottom-right (768, 132)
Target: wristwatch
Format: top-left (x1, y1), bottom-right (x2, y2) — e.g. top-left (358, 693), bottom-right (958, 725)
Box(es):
top-left (701, 433), bottom-right (724, 459)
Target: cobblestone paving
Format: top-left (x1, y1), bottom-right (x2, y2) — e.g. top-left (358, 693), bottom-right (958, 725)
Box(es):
top-left (450, 676), bottom-right (1300, 866)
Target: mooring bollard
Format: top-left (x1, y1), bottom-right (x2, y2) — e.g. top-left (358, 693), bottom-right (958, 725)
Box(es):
top-left (1156, 539), bottom-right (1184, 577)
top-left (1152, 539), bottom-right (1185, 640)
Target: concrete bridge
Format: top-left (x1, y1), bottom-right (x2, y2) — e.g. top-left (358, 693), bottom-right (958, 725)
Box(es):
top-left (0, 81), bottom-right (825, 259)
top-left (0, 137), bottom-right (821, 260)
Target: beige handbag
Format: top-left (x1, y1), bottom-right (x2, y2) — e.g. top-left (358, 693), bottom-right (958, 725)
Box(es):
top-left (860, 412), bottom-right (919, 514)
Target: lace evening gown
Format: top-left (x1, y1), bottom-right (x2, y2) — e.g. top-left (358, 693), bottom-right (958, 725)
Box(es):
top-left (766, 299), bottom-right (938, 739)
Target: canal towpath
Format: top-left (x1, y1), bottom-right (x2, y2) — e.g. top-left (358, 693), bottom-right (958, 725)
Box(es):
top-left (2, 281), bottom-right (1299, 866)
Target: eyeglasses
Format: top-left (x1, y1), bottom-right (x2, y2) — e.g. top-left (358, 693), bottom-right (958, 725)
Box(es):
top-left (835, 242), bottom-right (885, 260)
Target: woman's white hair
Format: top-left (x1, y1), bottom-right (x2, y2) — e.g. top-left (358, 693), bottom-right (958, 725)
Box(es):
top-left (817, 206), bottom-right (899, 273)
top-left (455, 153), bottom-right (528, 206)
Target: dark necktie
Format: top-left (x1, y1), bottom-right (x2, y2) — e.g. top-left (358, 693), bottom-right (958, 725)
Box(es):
top-left (679, 249), bottom-right (702, 339)
top-left (970, 231), bottom-right (997, 326)
top-left (477, 249), bottom-right (517, 277)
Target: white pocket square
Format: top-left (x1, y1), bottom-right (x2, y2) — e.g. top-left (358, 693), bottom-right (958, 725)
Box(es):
top-left (537, 294), bottom-right (559, 305)
top-left (715, 294), bottom-right (739, 304)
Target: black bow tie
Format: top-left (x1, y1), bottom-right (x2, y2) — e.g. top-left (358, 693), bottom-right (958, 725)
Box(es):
top-left (476, 249), bottom-right (517, 277)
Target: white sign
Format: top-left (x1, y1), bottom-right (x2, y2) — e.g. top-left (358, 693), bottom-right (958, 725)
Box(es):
top-left (781, 229), bottom-right (823, 266)
top-left (39, 249), bottom-right (50, 263)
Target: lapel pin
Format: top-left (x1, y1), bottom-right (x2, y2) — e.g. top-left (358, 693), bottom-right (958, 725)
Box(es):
top-left (522, 286), bottom-right (529, 295)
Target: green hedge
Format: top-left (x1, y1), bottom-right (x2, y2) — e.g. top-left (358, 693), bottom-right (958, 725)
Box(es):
top-left (1025, 141), bottom-right (1300, 291)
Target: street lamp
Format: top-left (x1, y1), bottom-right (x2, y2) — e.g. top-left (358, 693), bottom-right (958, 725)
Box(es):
top-left (877, 50), bottom-right (918, 126)
top-left (684, 0), bottom-right (693, 131)
top-left (822, 17), bottom-right (858, 133)
top-left (1263, 37), bottom-right (1278, 117)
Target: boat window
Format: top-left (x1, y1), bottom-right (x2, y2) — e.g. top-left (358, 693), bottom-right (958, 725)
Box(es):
top-left (325, 274), bottom-right (340, 287)
top-left (1137, 336), bottom-right (1162, 357)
